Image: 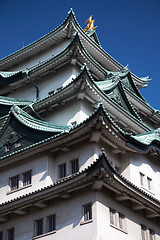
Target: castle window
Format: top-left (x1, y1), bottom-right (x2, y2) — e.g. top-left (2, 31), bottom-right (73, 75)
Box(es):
top-left (47, 214), bottom-right (56, 232)
top-left (22, 170), bottom-right (31, 186)
top-left (83, 203), bottom-right (92, 222)
top-left (10, 175), bottom-right (19, 191)
top-left (35, 219), bottom-right (43, 236)
top-left (71, 159), bottom-right (79, 174)
top-left (7, 228), bottom-right (14, 240)
top-left (59, 163), bottom-right (66, 178)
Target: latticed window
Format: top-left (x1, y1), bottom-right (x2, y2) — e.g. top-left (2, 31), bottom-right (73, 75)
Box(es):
top-left (59, 163), bottom-right (66, 178)
top-left (35, 219), bottom-right (43, 236)
top-left (7, 228), bottom-right (14, 240)
top-left (47, 214), bottom-right (56, 232)
top-left (71, 159), bottom-right (79, 174)
top-left (10, 175), bottom-right (19, 191)
top-left (22, 170), bottom-right (31, 186)
top-left (83, 203), bottom-right (92, 221)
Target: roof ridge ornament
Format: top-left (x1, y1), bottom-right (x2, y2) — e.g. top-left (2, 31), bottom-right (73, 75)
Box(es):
top-left (84, 15), bottom-right (97, 32)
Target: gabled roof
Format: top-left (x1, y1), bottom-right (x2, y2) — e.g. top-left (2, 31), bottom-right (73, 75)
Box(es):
top-left (0, 105), bottom-right (70, 158)
top-left (94, 75), bottom-right (141, 121)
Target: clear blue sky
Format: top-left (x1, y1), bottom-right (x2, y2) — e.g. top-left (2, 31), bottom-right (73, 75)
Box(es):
top-left (0, 0), bottom-right (160, 109)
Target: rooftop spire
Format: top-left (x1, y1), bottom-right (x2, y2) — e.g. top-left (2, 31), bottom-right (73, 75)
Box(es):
top-left (84, 15), bottom-right (97, 32)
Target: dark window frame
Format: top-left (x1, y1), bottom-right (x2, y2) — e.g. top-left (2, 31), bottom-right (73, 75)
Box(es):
top-left (83, 203), bottom-right (92, 222)
top-left (59, 163), bottom-right (66, 178)
top-left (22, 170), bottom-right (32, 186)
top-left (71, 159), bottom-right (79, 174)
top-left (6, 228), bottom-right (14, 240)
top-left (35, 218), bottom-right (43, 236)
top-left (47, 214), bottom-right (56, 232)
top-left (10, 175), bottom-right (19, 191)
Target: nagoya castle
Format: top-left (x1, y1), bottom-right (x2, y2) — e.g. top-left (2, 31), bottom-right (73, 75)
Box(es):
top-left (0, 9), bottom-right (160, 240)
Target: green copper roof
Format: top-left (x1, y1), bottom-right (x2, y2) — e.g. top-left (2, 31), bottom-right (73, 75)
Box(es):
top-left (94, 77), bottom-right (119, 91)
top-left (132, 129), bottom-right (160, 145)
top-left (0, 95), bottom-right (33, 106)
top-left (11, 105), bottom-right (70, 133)
top-left (0, 70), bottom-right (27, 86)
top-left (0, 70), bottom-right (27, 79)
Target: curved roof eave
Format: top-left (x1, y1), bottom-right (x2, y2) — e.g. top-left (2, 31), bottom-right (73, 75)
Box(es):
top-left (0, 101), bottom-right (127, 162)
top-left (127, 129), bottom-right (160, 155)
top-left (11, 105), bottom-right (70, 133)
top-left (0, 95), bottom-right (33, 106)
top-left (0, 105), bottom-right (70, 142)
top-left (95, 151), bottom-right (160, 206)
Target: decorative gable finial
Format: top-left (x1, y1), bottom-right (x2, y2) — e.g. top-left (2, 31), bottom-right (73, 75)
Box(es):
top-left (84, 15), bottom-right (97, 32)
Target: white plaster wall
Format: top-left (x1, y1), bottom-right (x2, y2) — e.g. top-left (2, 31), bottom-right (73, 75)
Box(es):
top-left (7, 83), bottom-right (36, 100)
top-left (44, 99), bottom-right (93, 126)
top-left (52, 141), bottom-right (101, 182)
top-left (129, 153), bottom-right (160, 200)
top-left (0, 153), bottom-right (49, 204)
top-left (0, 190), bottom-right (97, 240)
top-left (1, 188), bottom-right (160, 240)
top-left (38, 65), bottom-right (79, 100)
top-left (95, 191), bottom-right (160, 240)
top-left (8, 65), bottom-right (79, 100)
top-left (0, 141), bottom-right (101, 204)
top-left (9, 40), bottom-right (70, 71)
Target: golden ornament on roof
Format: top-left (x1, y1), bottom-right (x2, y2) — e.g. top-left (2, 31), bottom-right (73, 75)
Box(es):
top-left (84, 15), bottom-right (97, 32)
